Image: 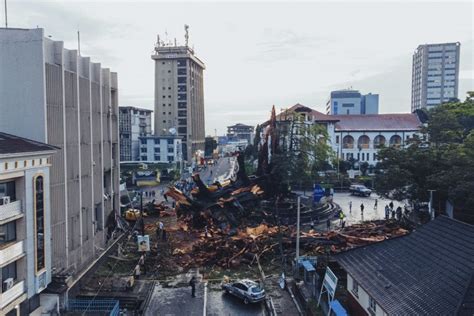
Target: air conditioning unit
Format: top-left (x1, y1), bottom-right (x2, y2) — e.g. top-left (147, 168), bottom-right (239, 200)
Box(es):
top-left (4, 278), bottom-right (13, 291)
top-left (0, 196), bottom-right (10, 206)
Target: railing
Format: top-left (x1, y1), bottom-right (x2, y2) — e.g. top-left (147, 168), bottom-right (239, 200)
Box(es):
top-left (0, 241), bottom-right (24, 266)
top-left (0, 200), bottom-right (22, 222)
top-left (0, 280), bottom-right (25, 308)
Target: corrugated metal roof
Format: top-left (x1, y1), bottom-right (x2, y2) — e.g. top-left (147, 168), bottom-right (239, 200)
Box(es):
top-left (0, 132), bottom-right (58, 155)
top-left (336, 217), bottom-right (474, 316)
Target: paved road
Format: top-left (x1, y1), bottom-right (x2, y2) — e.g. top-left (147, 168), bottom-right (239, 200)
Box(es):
top-left (206, 284), bottom-right (265, 316)
top-left (199, 157), bottom-right (233, 185)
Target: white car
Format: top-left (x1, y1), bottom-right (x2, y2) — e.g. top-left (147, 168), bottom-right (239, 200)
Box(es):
top-left (222, 279), bottom-right (266, 304)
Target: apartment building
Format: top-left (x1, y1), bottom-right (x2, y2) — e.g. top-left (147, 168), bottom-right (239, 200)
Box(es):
top-left (0, 133), bottom-right (57, 315)
top-left (152, 31), bottom-right (206, 161)
top-left (0, 28), bottom-right (120, 301)
top-left (411, 42), bottom-right (461, 111)
top-left (138, 135), bottom-right (182, 164)
top-left (326, 90), bottom-right (379, 115)
top-left (119, 106), bottom-right (153, 161)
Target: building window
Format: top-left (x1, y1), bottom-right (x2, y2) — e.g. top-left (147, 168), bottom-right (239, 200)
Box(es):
top-left (141, 148), bottom-right (147, 153)
top-left (141, 156), bottom-right (147, 161)
top-left (1, 261), bottom-right (17, 293)
top-left (163, 103), bottom-right (166, 107)
top-left (154, 147), bottom-right (160, 153)
top-left (163, 112), bottom-right (166, 115)
top-left (178, 77), bottom-right (187, 84)
top-left (177, 59), bottom-right (186, 67)
top-left (34, 175), bottom-right (46, 273)
top-left (0, 221), bottom-right (16, 244)
top-left (167, 139), bottom-right (174, 145)
top-left (162, 120), bottom-right (166, 123)
top-left (358, 135), bottom-right (370, 149)
top-left (4, 162), bottom-right (7, 170)
top-left (168, 147), bottom-right (174, 153)
top-left (343, 135), bottom-right (354, 149)
top-left (369, 296), bottom-right (376, 313)
top-left (178, 102), bottom-right (187, 109)
top-left (154, 155), bottom-right (160, 161)
top-left (336, 136), bottom-right (339, 144)
top-left (389, 135), bottom-right (402, 148)
top-left (141, 139), bottom-right (146, 145)
top-left (24, 161), bottom-right (27, 167)
top-left (14, 162), bottom-right (18, 169)
top-left (352, 280), bottom-right (359, 297)
top-left (374, 135), bottom-right (386, 148)
top-left (154, 139), bottom-right (160, 144)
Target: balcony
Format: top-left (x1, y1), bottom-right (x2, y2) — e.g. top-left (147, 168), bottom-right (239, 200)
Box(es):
top-left (0, 241), bottom-right (24, 266)
top-left (0, 200), bottom-right (22, 223)
top-left (0, 280), bottom-right (25, 308)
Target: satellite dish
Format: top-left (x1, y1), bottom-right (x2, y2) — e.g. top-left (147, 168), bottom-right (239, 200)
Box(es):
top-left (169, 128), bottom-right (177, 135)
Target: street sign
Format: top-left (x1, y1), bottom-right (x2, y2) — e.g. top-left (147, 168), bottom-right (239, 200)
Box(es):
top-left (318, 266), bottom-right (339, 314)
top-left (323, 266), bottom-right (338, 297)
top-left (137, 235), bottom-right (150, 252)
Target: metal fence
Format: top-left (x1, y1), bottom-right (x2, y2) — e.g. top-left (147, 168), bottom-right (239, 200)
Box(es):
top-left (67, 299), bottom-right (120, 316)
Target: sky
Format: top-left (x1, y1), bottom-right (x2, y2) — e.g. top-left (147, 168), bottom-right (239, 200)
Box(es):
top-left (5, 0), bottom-right (474, 135)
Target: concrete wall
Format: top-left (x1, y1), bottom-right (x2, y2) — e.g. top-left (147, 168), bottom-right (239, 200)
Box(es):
top-left (0, 28), bottom-right (47, 142)
top-left (0, 28), bottom-right (119, 284)
top-left (347, 274), bottom-right (388, 316)
top-left (332, 130), bottom-right (418, 165)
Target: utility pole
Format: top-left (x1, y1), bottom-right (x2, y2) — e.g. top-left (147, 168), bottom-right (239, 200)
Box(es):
top-left (4, 0), bottom-right (7, 28)
top-left (428, 190), bottom-right (436, 220)
top-left (295, 196), bottom-right (301, 276)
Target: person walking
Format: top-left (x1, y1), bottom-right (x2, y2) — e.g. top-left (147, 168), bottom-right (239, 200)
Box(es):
top-left (339, 211), bottom-right (345, 226)
top-left (396, 206), bottom-right (402, 220)
top-left (326, 218), bottom-right (331, 231)
top-left (374, 199), bottom-right (378, 209)
top-left (360, 203), bottom-right (365, 221)
top-left (389, 201), bottom-right (394, 210)
top-left (189, 276), bottom-right (197, 298)
top-left (349, 201), bottom-right (352, 214)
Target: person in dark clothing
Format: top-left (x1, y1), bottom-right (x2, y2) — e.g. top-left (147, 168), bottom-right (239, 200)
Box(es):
top-left (396, 206), bottom-right (402, 220)
top-left (326, 218), bottom-right (331, 231)
top-left (360, 203), bottom-right (365, 214)
top-left (389, 201), bottom-right (394, 210)
top-left (189, 276), bottom-right (197, 298)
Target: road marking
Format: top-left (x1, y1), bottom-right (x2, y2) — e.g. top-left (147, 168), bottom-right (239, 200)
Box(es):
top-left (203, 281), bottom-right (208, 316)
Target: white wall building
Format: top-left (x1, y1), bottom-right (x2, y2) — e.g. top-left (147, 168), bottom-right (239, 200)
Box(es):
top-left (274, 104), bottom-right (421, 166)
top-left (411, 42), bottom-right (461, 112)
top-left (0, 28), bottom-right (120, 301)
top-left (119, 106), bottom-right (153, 161)
top-left (0, 133), bottom-right (57, 315)
top-left (138, 136), bottom-right (182, 164)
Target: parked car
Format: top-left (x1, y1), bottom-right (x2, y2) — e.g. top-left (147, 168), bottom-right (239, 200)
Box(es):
top-left (222, 279), bottom-right (266, 304)
top-left (349, 184), bottom-right (372, 197)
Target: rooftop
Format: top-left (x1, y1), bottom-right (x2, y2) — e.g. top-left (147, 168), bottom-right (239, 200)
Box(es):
top-left (119, 106), bottom-right (153, 113)
top-left (336, 216), bottom-right (474, 316)
top-left (0, 132), bottom-right (58, 156)
top-left (333, 113), bottom-right (422, 131)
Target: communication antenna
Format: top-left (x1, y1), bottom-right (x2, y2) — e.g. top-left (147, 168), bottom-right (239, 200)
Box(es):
top-left (184, 24), bottom-right (189, 47)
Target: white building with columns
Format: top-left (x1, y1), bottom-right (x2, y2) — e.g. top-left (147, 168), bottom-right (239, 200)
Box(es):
top-left (273, 104), bottom-right (422, 166)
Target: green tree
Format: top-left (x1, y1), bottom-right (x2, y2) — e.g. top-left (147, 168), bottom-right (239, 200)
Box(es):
top-left (375, 93), bottom-right (474, 222)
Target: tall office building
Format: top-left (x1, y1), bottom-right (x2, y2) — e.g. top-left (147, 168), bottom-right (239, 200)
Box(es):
top-left (326, 90), bottom-right (379, 115)
top-left (411, 42), bottom-right (460, 112)
top-left (119, 106), bottom-right (153, 161)
top-left (152, 28), bottom-right (205, 161)
top-left (0, 28), bottom-right (120, 299)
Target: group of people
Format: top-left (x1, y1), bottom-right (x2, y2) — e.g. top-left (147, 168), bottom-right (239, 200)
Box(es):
top-left (384, 201), bottom-right (404, 221)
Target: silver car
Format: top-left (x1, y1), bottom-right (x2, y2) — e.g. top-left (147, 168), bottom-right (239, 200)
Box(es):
top-left (222, 279), bottom-right (266, 304)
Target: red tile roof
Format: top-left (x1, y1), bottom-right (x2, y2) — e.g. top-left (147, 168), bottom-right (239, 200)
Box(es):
top-left (263, 104), bottom-right (421, 132)
top-left (333, 114), bottom-right (422, 131)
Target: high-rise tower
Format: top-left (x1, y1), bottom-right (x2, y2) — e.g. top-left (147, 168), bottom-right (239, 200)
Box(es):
top-left (152, 26), bottom-right (205, 161)
top-left (411, 42), bottom-right (460, 112)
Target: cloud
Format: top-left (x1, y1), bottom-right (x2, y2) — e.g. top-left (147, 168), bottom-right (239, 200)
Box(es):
top-left (247, 28), bottom-right (331, 62)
